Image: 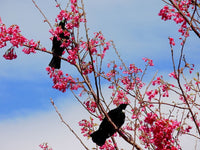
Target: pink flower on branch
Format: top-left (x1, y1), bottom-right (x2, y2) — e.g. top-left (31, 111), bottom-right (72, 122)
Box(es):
top-left (158, 1), bottom-right (194, 38)
top-left (152, 76), bottom-right (162, 86)
top-left (139, 113), bottom-right (180, 150)
top-left (142, 57), bottom-right (154, 66)
top-left (22, 39), bottom-right (38, 54)
top-left (71, 0), bottom-right (77, 4)
top-left (67, 47), bottom-right (79, 65)
top-left (169, 37), bottom-right (175, 46)
top-left (129, 63), bottom-right (143, 73)
top-left (55, 2), bottom-right (84, 29)
top-left (0, 17), bottom-right (2, 25)
top-left (84, 100), bottom-right (97, 113)
top-left (169, 71), bottom-right (177, 79)
top-left (113, 90), bottom-right (130, 105)
top-left (39, 143), bottom-right (53, 150)
top-left (0, 24), bottom-right (27, 49)
top-left (146, 89), bottom-right (159, 100)
top-left (99, 139), bottom-right (116, 150)
top-left (57, 10), bottom-right (70, 21)
top-left (3, 47), bottom-right (17, 60)
top-left (80, 32), bottom-right (111, 58)
top-left (79, 118), bottom-right (94, 137)
top-left (46, 67), bottom-right (82, 92)
top-left (158, 5), bottom-right (175, 21)
top-left (0, 18), bottom-right (41, 59)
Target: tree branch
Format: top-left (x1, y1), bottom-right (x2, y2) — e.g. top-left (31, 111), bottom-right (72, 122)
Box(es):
top-left (50, 98), bottom-right (89, 150)
top-left (32, 0), bottom-right (53, 30)
top-left (168, 0), bottom-right (200, 38)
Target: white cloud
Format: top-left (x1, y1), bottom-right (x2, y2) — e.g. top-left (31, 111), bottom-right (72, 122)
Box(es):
top-left (0, 103), bottom-right (93, 150)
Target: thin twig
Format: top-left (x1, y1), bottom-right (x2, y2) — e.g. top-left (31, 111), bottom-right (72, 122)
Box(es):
top-left (111, 41), bottom-right (129, 72)
top-left (50, 98), bottom-right (89, 150)
top-left (170, 38), bottom-right (200, 135)
top-left (54, 0), bottom-right (62, 10)
top-left (32, 0), bottom-right (53, 30)
top-left (81, 0), bottom-right (101, 105)
top-left (71, 89), bottom-right (98, 118)
top-left (23, 43), bottom-right (70, 62)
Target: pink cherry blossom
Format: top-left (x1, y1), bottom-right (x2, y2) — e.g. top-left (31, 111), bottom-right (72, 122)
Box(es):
top-left (46, 67), bottom-right (82, 92)
top-left (39, 143), bottom-right (53, 150)
top-left (139, 113), bottom-right (180, 150)
top-left (3, 47), bottom-right (17, 60)
top-left (169, 37), bottom-right (175, 46)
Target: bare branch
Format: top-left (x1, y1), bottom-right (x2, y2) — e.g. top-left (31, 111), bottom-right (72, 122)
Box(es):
top-left (32, 0), bottom-right (53, 30)
top-left (50, 98), bottom-right (90, 150)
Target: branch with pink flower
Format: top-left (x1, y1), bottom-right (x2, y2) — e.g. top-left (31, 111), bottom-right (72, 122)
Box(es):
top-left (1, 0), bottom-right (200, 149)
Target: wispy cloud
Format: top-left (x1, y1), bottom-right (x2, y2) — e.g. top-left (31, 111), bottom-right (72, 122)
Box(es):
top-left (0, 103), bottom-right (91, 150)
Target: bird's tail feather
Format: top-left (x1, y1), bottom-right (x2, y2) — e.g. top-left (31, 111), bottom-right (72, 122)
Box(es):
top-left (90, 130), bottom-right (107, 146)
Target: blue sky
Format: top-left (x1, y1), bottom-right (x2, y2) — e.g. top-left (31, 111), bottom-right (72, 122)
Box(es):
top-left (0, 0), bottom-right (200, 149)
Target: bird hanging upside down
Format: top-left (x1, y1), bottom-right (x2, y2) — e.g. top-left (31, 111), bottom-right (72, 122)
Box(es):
top-left (49, 20), bottom-right (69, 69)
top-left (90, 104), bottom-right (128, 146)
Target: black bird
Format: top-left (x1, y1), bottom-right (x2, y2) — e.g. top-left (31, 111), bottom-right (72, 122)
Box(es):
top-left (49, 20), bottom-right (69, 69)
top-left (90, 104), bottom-right (128, 146)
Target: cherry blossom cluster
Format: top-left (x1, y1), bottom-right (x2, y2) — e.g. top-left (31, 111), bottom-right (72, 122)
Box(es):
top-left (106, 58), bottom-right (152, 93)
top-left (185, 63), bottom-right (194, 74)
top-left (106, 63), bottom-right (118, 81)
top-left (146, 76), bottom-right (176, 100)
top-left (169, 71), bottom-right (177, 79)
top-left (99, 140), bottom-right (116, 150)
top-left (0, 17), bottom-right (46, 60)
top-left (55, 0), bottom-right (85, 28)
top-left (139, 112), bottom-right (180, 150)
top-left (22, 39), bottom-right (38, 54)
top-left (0, 19), bottom-right (41, 59)
top-left (158, 0), bottom-right (194, 38)
top-left (47, 33), bottom-right (111, 92)
top-left (120, 58), bottom-right (153, 91)
top-left (39, 143), bottom-right (53, 150)
top-left (93, 32), bottom-right (111, 59)
top-left (127, 63), bottom-right (143, 74)
top-left (78, 32), bottom-right (111, 75)
top-left (0, 22), bottom-right (27, 49)
top-left (3, 47), bottom-right (17, 60)
top-left (142, 57), bottom-right (154, 66)
top-left (80, 32), bottom-right (111, 58)
top-left (49, 3), bottom-right (111, 69)
top-left (81, 61), bottom-right (94, 75)
top-left (83, 100), bottom-right (97, 113)
top-left (46, 66), bottom-right (82, 92)
top-left (146, 89), bottom-right (159, 101)
top-left (169, 37), bottom-right (176, 46)
top-left (78, 118), bottom-right (94, 137)
top-left (113, 90), bottom-right (130, 105)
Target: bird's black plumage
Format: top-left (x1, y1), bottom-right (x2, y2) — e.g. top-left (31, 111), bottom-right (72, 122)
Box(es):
top-left (90, 104), bottom-right (128, 146)
top-left (49, 20), bottom-right (69, 69)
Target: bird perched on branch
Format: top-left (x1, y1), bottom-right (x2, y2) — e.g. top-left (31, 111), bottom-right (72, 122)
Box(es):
top-left (49, 20), bottom-right (69, 69)
top-left (90, 104), bottom-right (128, 146)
